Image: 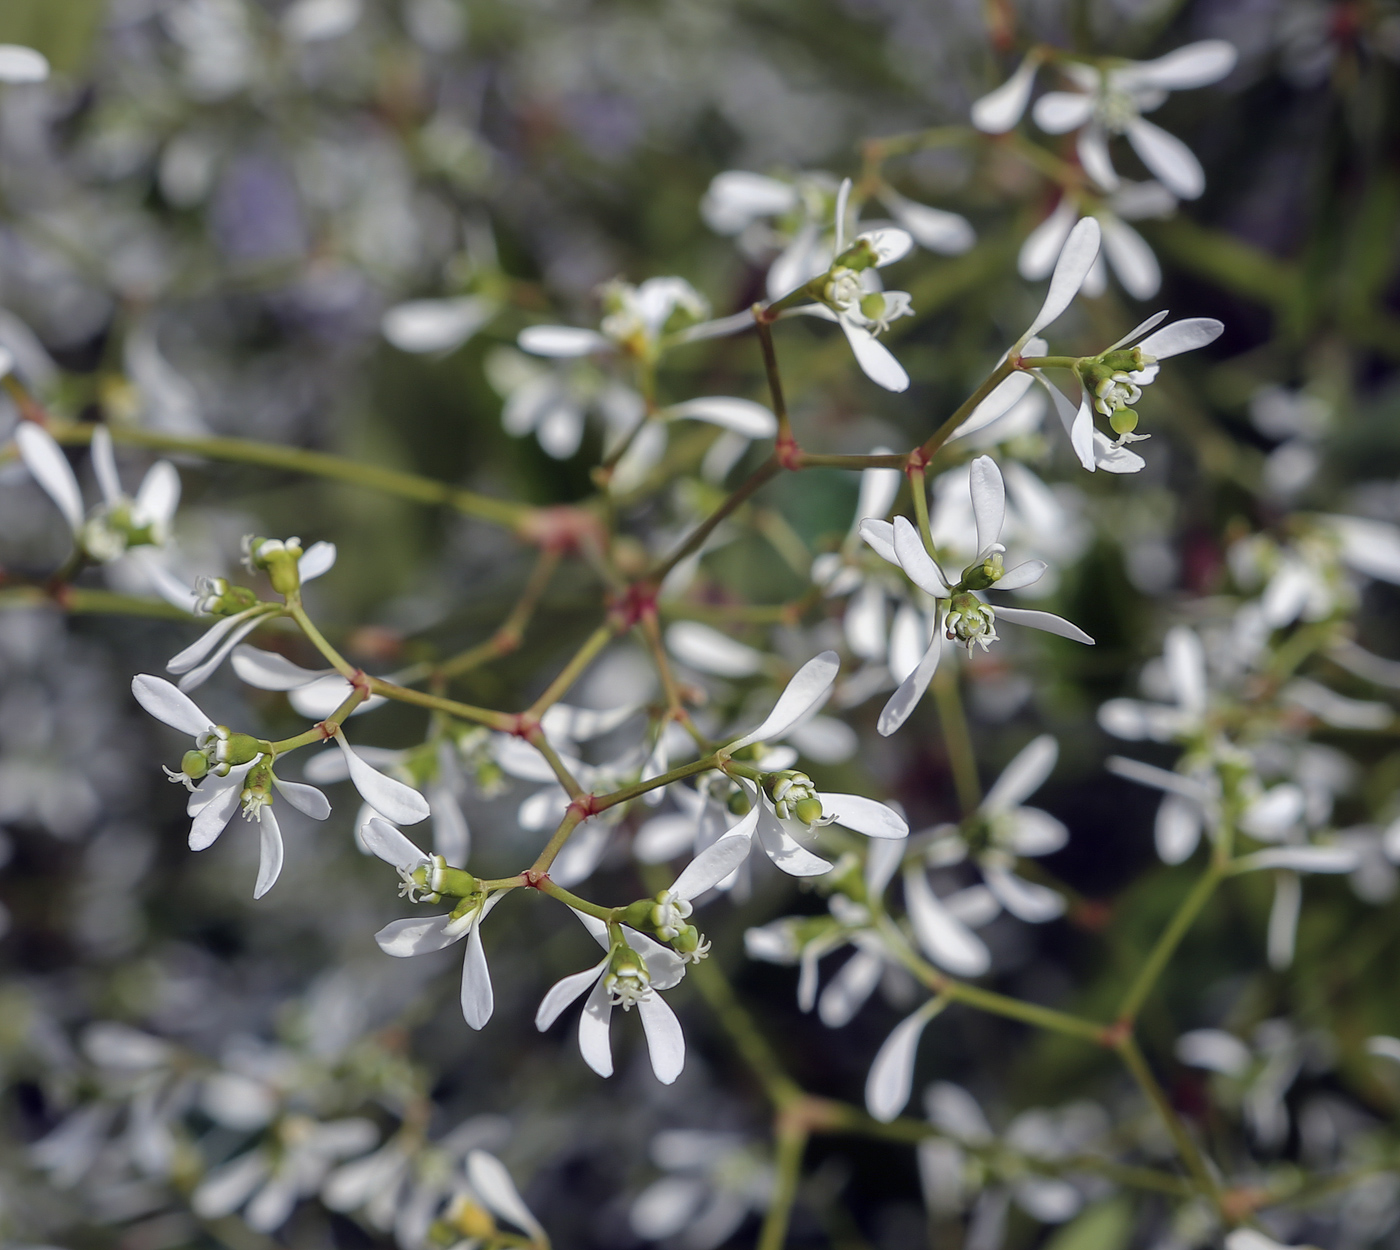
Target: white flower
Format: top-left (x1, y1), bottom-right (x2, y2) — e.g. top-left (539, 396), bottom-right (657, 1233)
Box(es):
top-left (230, 643), bottom-right (391, 721)
top-left (165, 540), bottom-right (337, 691)
top-left (131, 675), bottom-right (330, 898)
top-left (1019, 186), bottom-right (1174, 301)
top-left (368, 818), bottom-right (502, 1028)
top-left (320, 730), bottom-right (432, 825)
top-left (789, 179), bottom-right (916, 393)
top-left (519, 276), bottom-right (709, 364)
top-left (15, 423), bottom-right (182, 567)
top-left (0, 44), bottom-right (49, 84)
top-left (381, 295), bottom-right (498, 354)
top-left (192, 1115), bottom-right (379, 1233)
top-left (630, 1130), bottom-right (774, 1249)
top-left (915, 735), bottom-right (1070, 925)
top-left (535, 908), bottom-right (689, 1084)
top-left (860, 457), bottom-right (1092, 735)
top-left (1030, 42), bottom-right (1238, 199)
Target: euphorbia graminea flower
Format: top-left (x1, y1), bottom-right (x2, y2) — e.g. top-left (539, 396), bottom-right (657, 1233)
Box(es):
top-left (15, 423), bottom-right (181, 566)
top-left (915, 735), bottom-right (1070, 924)
top-left (1030, 42), bottom-right (1238, 199)
top-left (860, 458), bottom-right (1093, 735)
top-left (323, 729), bottom-right (431, 825)
top-left (970, 51), bottom-right (1044, 133)
top-left (131, 676), bottom-right (330, 897)
top-left (630, 1130), bottom-right (774, 1249)
top-left (518, 276), bottom-right (709, 364)
top-left (367, 818), bottom-right (502, 1029)
top-left (875, 186), bottom-right (976, 256)
top-left (192, 1115), bottom-right (379, 1232)
top-left (166, 539), bottom-right (337, 691)
top-left (792, 179), bottom-right (916, 392)
top-left (713, 651), bottom-right (909, 875)
top-left (535, 908), bottom-right (688, 1084)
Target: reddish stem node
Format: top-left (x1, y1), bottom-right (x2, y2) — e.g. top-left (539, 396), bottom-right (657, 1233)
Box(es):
top-left (776, 435), bottom-right (803, 472)
top-left (567, 793), bottom-right (602, 820)
top-left (903, 446), bottom-right (930, 478)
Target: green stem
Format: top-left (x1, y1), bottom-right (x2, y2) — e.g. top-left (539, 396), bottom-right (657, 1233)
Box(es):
top-left (1016, 356), bottom-right (1079, 370)
top-left (525, 728), bottom-right (583, 799)
top-left (1115, 860), bottom-right (1226, 1025)
top-left (529, 809), bottom-right (584, 876)
top-left (919, 357), bottom-right (1017, 459)
top-left (47, 422), bottom-right (529, 531)
top-left (286, 600), bottom-right (358, 680)
top-left (756, 1121), bottom-right (809, 1250)
top-left (436, 548), bottom-right (560, 680)
top-left (525, 622), bottom-right (616, 718)
top-left (534, 876), bottom-right (619, 922)
top-left (1116, 1036), bottom-right (1227, 1218)
top-left (592, 754), bottom-right (721, 812)
top-left (647, 455), bottom-right (784, 583)
top-left (932, 664), bottom-right (981, 816)
top-left (365, 677), bottom-right (515, 732)
top-left (753, 311), bottom-right (793, 449)
top-left (0, 585), bottom-right (194, 620)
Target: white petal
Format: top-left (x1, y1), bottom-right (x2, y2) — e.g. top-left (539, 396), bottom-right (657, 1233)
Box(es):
top-left (1137, 317), bottom-right (1223, 359)
top-left (1267, 870), bottom-right (1301, 970)
top-left (1107, 309), bottom-right (1172, 350)
top-left (178, 612), bottom-right (269, 692)
top-left (1106, 754), bottom-right (1212, 800)
top-left (189, 773), bottom-right (247, 851)
top-left (460, 922), bottom-right (494, 1029)
top-left (541, 405), bottom-right (592, 458)
top-left (756, 803), bottom-right (833, 877)
top-left (955, 370), bottom-right (1037, 439)
top-left (767, 223), bottom-right (830, 300)
top-left (834, 178), bottom-right (852, 254)
top-left (134, 461), bottom-right (181, 527)
top-left (634, 812), bottom-right (699, 864)
top-left (1119, 40), bottom-right (1237, 91)
top-left (1022, 218), bottom-right (1102, 341)
top-left (859, 518), bottom-right (899, 565)
top-left (131, 673), bottom-right (210, 735)
top-left (971, 54), bottom-right (1040, 133)
top-left (1176, 1028), bottom-right (1251, 1075)
top-left (1366, 1036), bottom-right (1400, 1065)
top-left (1077, 125), bottom-right (1119, 191)
top-left (1100, 214), bottom-right (1161, 299)
top-left (272, 776), bottom-right (331, 820)
top-left (1165, 625), bottom-right (1208, 714)
top-left (667, 396), bottom-right (777, 438)
top-left (878, 633), bottom-right (943, 736)
top-left (983, 865), bottom-right (1065, 922)
top-left (192, 1151), bottom-right (270, 1218)
top-left (1092, 431), bottom-right (1146, 474)
top-left (984, 734), bottom-right (1056, 813)
top-left (1224, 1231), bottom-right (1292, 1250)
top-left (167, 609), bottom-right (259, 675)
top-left (16, 423), bottom-right (84, 533)
top-left (855, 460), bottom-right (903, 525)
top-left (666, 621), bottom-right (764, 677)
top-left (1239, 846), bottom-right (1359, 873)
top-left (995, 560), bottom-right (1047, 591)
top-left (577, 975), bottom-right (615, 1077)
top-left (1240, 785), bottom-right (1306, 841)
top-left (819, 949), bottom-right (885, 1027)
top-left (866, 1000), bottom-right (946, 1121)
top-left (253, 810), bottom-right (284, 899)
top-left (1125, 118), bottom-right (1206, 199)
top-left (1017, 198), bottom-right (1078, 280)
top-left (631, 1177), bottom-right (707, 1239)
top-left (362, 817), bottom-right (426, 870)
top-left (905, 867), bottom-right (990, 976)
top-left (893, 516), bottom-right (950, 595)
top-left (866, 838), bottom-right (905, 898)
top-left (376, 913), bottom-right (467, 956)
top-left (701, 170), bottom-right (798, 233)
top-left (926, 1082), bottom-right (994, 1143)
top-left (90, 426), bottom-right (124, 505)
top-left (1014, 1177), bottom-right (1081, 1223)
top-left (671, 809), bottom-right (759, 899)
top-left (821, 792), bottom-right (908, 839)
top-left (995, 605), bottom-right (1094, 644)
top-left (466, 1151), bottom-right (545, 1239)
top-left (1032, 91), bottom-right (1095, 133)
top-left (637, 993), bottom-right (686, 1084)
top-left (1329, 516), bottom-right (1400, 584)
top-left (844, 583), bottom-right (888, 661)
top-left (1003, 808), bottom-right (1068, 857)
top-left (535, 957), bottom-right (609, 1030)
top-left (429, 784), bottom-right (470, 865)
top-left (840, 319), bottom-right (910, 393)
top-left (231, 645), bottom-right (325, 690)
top-left (0, 45), bottom-right (50, 83)
top-left (288, 675), bottom-right (388, 719)
top-left (1155, 794), bottom-right (1202, 864)
top-left (334, 731), bottom-right (430, 825)
top-left (381, 297), bottom-right (495, 354)
top-left (1281, 678), bottom-right (1393, 730)
top-left (517, 325), bottom-right (611, 357)
top-left (856, 226), bottom-right (914, 266)
top-left (298, 541), bottom-right (337, 582)
top-left (881, 190), bottom-right (975, 254)
top-left (788, 716), bottom-right (858, 764)
top-left (729, 651), bottom-right (839, 749)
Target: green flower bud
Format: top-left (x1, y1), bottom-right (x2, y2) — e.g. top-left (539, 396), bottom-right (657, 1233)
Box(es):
top-left (435, 867), bottom-right (479, 899)
top-left (766, 769), bottom-right (821, 824)
top-left (181, 750), bottom-right (209, 781)
top-left (793, 796), bottom-right (824, 826)
top-left (727, 787), bottom-right (752, 816)
top-left (1110, 408), bottom-right (1139, 436)
top-left (244, 536), bottom-right (304, 597)
top-left (621, 899), bottom-right (655, 929)
top-left (219, 733), bottom-right (266, 767)
top-left (959, 550), bottom-right (1005, 592)
top-left (195, 577), bottom-right (260, 617)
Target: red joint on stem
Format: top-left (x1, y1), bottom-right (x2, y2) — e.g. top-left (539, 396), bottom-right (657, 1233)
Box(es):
top-left (491, 629), bottom-right (521, 656)
top-left (507, 714), bottom-right (541, 740)
top-left (608, 582), bottom-right (656, 632)
top-left (518, 505), bottom-right (606, 555)
top-left (524, 869), bottom-right (549, 888)
top-left (904, 447), bottom-right (930, 477)
top-left (1099, 1018), bottom-right (1134, 1049)
top-left (568, 793), bottom-right (602, 820)
top-left (48, 581), bottom-right (74, 609)
top-left (315, 720), bottom-right (337, 741)
top-left (349, 668), bottom-right (371, 696)
top-left (776, 435), bottom-right (803, 472)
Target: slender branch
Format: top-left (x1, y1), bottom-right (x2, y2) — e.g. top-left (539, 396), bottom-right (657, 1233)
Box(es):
top-left (592, 753), bottom-right (721, 812)
top-left (533, 876), bottom-right (619, 922)
top-left (364, 677), bottom-right (515, 732)
top-left (45, 422), bottom-right (530, 530)
top-left (436, 548), bottom-right (560, 680)
top-left (286, 601), bottom-right (358, 681)
top-left (1115, 860), bottom-right (1226, 1026)
top-left (528, 808), bottom-right (584, 876)
top-left (753, 311), bottom-right (793, 452)
top-left (919, 357), bottom-right (1017, 458)
top-left (756, 1119), bottom-right (809, 1250)
top-left (525, 727), bottom-right (584, 799)
top-left (647, 454), bottom-right (784, 582)
top-left (0, 585), bottom-right (194, 620)
top-left (525, 622), bottom-right (616, 718)
top-left (932, 664), bottom-right (981, 816)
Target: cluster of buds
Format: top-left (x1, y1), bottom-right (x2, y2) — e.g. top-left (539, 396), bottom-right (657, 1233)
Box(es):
top-left (193, 576), bottom-right (260, 617)
top-left (602, 942), bottom-right (653, 1009)
top-left (163, 724), bottom-right (266, 791)
top-left (1077, 346), bottom-right (1155, 442)
top-left (397, 854), bottom-right (479, 905)
top-left (242, 535), bottom-right (305, 597)
top-left (765, 769), bottom-right (826, 828)
top-left (945, 593), bottom-right (1000, 651)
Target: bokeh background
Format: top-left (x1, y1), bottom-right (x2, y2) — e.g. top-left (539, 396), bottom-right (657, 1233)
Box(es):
top-left (1, 0), bottom-right (1399, 1247)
